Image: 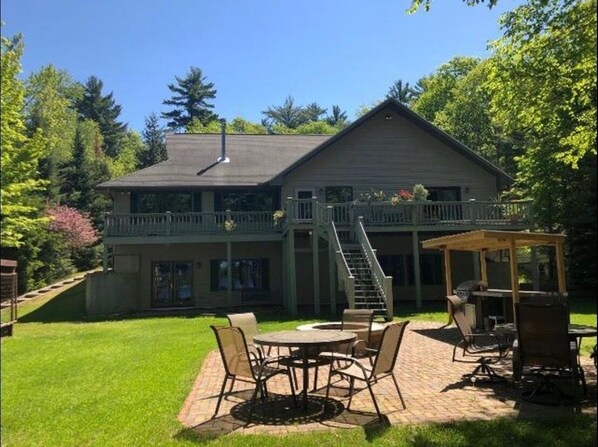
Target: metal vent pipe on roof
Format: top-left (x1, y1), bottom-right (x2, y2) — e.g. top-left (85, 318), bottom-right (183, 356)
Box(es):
top-left (217, 118), bottom-right (230, 163)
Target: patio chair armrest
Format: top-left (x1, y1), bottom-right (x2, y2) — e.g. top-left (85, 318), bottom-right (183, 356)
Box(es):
top-left (319, 351), bottom-right (354, 362)
top-left (351, 340), bottom-right (367, 356)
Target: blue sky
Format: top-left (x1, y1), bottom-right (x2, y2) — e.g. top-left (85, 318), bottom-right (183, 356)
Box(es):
top-left (2, 0), bottom-right (523, 132)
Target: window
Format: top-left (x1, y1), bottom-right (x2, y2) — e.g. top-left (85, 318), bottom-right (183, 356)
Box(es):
top-left (427, 187), bottom-right (461, 202)
top-left (151, 261), bottom-right (193, 307)
top-left (378, 254), bottom-right (406, 286)
top-left (210, 259), bottom-right (270, 291)
top-left (380, 253), bottom-right (443, 287)
top-left (407, 254), bottom-right (443, 286)
top-left (325, 186), bottom-right (353, 203)
top-left (131, 192), bottom-right (201, 213)
top-left (214, 189), bottom-right (280, 212)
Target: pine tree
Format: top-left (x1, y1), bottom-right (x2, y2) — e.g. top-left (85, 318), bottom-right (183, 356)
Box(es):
top-left (77, 76), bottom-right (127, 158)
top-left (162, 66), bottom-right (218, 131)
top-left (139, 113), bottom-right (167, 168)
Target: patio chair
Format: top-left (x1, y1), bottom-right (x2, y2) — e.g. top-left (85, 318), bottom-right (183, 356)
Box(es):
top-left (319, 321), bottom-right (410, 421)
top-left (210, 325), bottom-right (296, 418)
top-left (446, 295), bottom-right (510, 382)
top-left (512, 302), bottom-right (581, 404)
top-left (226, 312), bottom-right (266, 359)
top-left (341, 308), bottom-right (376, 363)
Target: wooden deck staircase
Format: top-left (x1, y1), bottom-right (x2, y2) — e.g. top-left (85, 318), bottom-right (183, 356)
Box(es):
top-left (341, 244), bottom-right (388, 318)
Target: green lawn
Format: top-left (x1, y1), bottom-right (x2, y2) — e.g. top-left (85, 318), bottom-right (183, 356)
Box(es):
top-left (1, 284), bottom-right (596, 446)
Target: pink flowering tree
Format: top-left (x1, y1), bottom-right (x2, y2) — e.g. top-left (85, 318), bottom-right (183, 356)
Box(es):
top-left (47, 205), bottom-right (99, 250)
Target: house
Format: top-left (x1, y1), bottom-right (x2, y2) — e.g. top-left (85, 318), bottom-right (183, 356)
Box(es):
top-left (88, 98), bottom-right (533, 318)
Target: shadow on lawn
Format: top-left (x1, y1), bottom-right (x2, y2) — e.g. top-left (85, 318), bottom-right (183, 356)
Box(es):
top-left (17, 281), bottom-right (328, 325)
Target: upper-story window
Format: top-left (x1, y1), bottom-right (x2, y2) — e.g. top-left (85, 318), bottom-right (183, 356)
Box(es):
top-left (427, 187), bottom-right (461, 202)
top-left (214, 189), bottom-right (280, 212)
top-left (325, 186), bottom-right (353, 203)
top-left (130, 192), bottom-right (201, 213)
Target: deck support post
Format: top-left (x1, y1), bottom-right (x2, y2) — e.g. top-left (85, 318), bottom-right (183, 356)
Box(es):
top-left (312, 197), bottom-right (320, 315)
top-left (226, 241), bottom-right (232, 307)
top-left (327, 206), bottom-right (336, 316)
top-left (412, 230), bottom-right (422, 308)
top-left (288, 228), bottom-right (297, 316)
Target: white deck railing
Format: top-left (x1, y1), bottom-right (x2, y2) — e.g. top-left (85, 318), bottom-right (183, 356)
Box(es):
top-left (104, 200), bottom-right (532, 237)
top-left (356, 217), bottom-right (393, 319)
top-left (104, 210), bottom-right (277, 237)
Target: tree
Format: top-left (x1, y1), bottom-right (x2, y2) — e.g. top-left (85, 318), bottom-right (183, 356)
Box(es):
top-left (47, 205), bottom-right (99, 250)
top-left (162, 66), bottom-right (218, 131)
top-left (25, 65), bottom-right (82, 201)
top-left (487, 0), bottom-right (597, 288)
top-left (301, 102), bottom-right (327, 123)
top-left (325, 105), bottom-right (349, 127)
top-left (386, 79), bottom-right (419, 105)
top-left (272, 120), bottom-right (339, 135)
top-left (77, 76), bottom-right (127, 158)
top-left (108, 131), bottom-right (144, 177)
top-left (262, 96), bottom-right (305, 129)
top-left (1, 34), bottom-right (49, 248)
top-left (138, 113), bottom-right (167, 168)
top-left (432, 60), bottom-right (521, 175)
top-left (411, 56), bottom-right (480, 122)
top-left (61, 120), bottom-right (112, 227)
top-left (408, 0), bottom-right (498, 13)
top-left (228, 117), bottom-right (268, 134)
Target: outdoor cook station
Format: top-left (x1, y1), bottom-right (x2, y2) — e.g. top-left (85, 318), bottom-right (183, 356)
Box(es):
top-left (421, 230), bottom-right (568, 326)
top-left (253, 330), bottom-right (357, 410)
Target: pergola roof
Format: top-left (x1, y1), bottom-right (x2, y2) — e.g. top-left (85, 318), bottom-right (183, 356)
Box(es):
top-left (422, 230), bottom-right (566, 252)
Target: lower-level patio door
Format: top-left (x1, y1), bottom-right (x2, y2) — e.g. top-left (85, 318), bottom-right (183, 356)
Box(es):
top-left (151, 261), bottom-right (193, 308)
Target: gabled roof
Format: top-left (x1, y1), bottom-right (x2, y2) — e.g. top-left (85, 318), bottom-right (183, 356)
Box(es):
top-left (97, 134), bottom-right (331, 190)
top-left (275, 98), bottom-right (512, 186)
top-left (98, 98), bottom-right (512, 191)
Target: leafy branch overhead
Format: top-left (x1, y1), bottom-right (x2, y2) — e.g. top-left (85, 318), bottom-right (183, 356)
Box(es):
top-left (408, 0), bottom-right (498, 13)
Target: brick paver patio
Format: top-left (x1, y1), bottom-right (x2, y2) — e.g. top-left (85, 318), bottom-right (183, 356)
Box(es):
top-left (179, 321), bottom-right (597, 437)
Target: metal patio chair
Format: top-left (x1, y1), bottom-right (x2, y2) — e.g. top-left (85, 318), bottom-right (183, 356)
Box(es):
top-left (447, 295), bottom-right (510, 382)
top-left (512, 302), bottom-right (581, 404)
top-left (319, 321), bottom-right (409, 421)
top-left (210, 325), bottom-right (296, 418)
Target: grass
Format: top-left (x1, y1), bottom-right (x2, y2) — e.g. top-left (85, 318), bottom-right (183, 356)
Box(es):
top-left (1, 284), bottom-right (596, 446)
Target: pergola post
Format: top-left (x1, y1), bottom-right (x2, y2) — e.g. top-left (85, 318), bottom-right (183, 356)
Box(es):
top-left (508, 240), bottom-right (519, 323)
top-left (555, 241), bottom-right (567, 294)
top-left (479, 249), bottom-right (488, 284)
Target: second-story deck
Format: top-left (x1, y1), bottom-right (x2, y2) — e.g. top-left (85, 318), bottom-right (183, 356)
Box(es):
top-left (103, 200), bottom-right (533, 244)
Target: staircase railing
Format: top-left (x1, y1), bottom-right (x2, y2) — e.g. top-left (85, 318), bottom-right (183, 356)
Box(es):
top-left (330, 221), bottom-right (355, 308)
top-left (355, 216), bottom-right (393, 319)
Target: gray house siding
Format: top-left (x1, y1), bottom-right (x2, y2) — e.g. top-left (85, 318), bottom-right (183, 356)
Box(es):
top-left (281, 106), bottom-right (498, 202)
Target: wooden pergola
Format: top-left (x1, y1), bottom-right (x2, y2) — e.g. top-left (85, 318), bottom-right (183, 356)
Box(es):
top-left (422, 230), bottom-right (567, 320)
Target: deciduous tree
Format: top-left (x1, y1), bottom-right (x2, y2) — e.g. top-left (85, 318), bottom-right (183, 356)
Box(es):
top-left (1, 34), bottom-right (49, 248)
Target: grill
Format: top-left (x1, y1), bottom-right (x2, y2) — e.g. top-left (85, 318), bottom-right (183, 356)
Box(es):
top-left (455, 280), bottom-right (487, 301)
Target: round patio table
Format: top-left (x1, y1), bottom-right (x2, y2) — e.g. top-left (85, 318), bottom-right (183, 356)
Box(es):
top-left (253, 330), bottom-right (356, 410)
